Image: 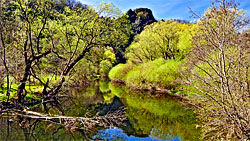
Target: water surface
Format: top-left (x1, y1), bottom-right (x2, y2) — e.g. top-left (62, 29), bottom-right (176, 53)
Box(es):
top-left (0, 81), bottom-right (200, 140)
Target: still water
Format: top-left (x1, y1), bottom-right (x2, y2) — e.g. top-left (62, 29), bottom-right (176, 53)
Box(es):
top-left (0, 81), bottom-right (200, 140)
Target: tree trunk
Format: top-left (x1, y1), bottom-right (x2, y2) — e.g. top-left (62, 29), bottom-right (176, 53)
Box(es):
top-left (16, 62), bottom-right (31, 103)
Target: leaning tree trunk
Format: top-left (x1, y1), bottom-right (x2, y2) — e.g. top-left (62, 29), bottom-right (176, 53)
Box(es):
top-left (45, 48), bottom-right (90, 97)
top-left (16, 62), bottom-right (31, 103)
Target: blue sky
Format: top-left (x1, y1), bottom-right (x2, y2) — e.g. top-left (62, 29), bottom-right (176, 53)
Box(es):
top-left (79, 0), bottom-right (250, 21)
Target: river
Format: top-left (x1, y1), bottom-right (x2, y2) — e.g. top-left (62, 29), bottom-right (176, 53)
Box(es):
top-left (0, 81), bottom-right (200, 140)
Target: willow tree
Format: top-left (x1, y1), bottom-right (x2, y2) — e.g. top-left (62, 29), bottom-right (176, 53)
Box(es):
top-left (125, 20), bottom-right (196, 63)
top-left (184, 0), bottom-right (250, 139)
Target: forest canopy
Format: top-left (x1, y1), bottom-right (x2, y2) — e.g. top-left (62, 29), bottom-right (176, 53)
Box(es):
top-left (0, 0), bottom-right (131, 103)
top-left (125, 20), bottom-right (197, 63)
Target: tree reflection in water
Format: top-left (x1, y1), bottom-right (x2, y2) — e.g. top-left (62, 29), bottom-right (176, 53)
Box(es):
top-left (0, 81), bottom-right (200, 140)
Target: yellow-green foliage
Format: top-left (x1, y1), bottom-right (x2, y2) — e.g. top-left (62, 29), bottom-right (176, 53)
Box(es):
top-left (39, 74), bottom-right (60, 85)
top-left (100, 60), bottom-right (113, 74)
top-left (99, 81), bottom-right (110, 93)
top-left (104, 50), bottom-right (116, 64)
top-left (114, 20), bottom-right (197, 90)
top-left (126, 58), bottom-right (182, 89)
top-left (0, 75), bottom-right (59, 102)
top-left (0, 85), bottom-right (42, 102)
top-left (100, 49), bottom-right (117, 75)
top-left (108, 63), bottom-right (134, 81)
top-left (126, 20), bottom-right (196, 63)
top-left (109, 58), bottom-right (182, 89)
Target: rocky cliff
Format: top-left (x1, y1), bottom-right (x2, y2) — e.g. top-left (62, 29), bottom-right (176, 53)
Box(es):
top-left (116, 8), bottom-right (157, 63)
top-left (126, 8), bottom-right (156, 34)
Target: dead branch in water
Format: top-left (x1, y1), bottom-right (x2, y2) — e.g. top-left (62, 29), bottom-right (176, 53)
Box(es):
top-left (14, 106), bottom-right (127, 133)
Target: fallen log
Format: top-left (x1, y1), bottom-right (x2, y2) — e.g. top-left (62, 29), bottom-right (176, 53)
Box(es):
top-left (13, 106), bottom-right (128, 133)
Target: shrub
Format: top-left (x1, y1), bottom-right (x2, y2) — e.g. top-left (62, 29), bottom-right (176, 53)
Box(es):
top-left (110, 58), bottom-right (182, 89)
top-left (145, 59), bottom-right (181, 88)
top-left (108, 63), bottom-right (134, 81)
top-left (100, 60), bottom-right (113, 75)
top-left (183, 1), bottom-right (250, 139)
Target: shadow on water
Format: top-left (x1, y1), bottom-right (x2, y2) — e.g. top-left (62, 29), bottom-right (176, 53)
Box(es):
top-left (0, 81), bottom-right (200, 140)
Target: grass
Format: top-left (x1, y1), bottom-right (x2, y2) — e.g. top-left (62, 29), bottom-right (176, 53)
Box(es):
top-left (0, 74), bottom-right (59, 102)
top-left (0, 86), bottom-right (42, 102)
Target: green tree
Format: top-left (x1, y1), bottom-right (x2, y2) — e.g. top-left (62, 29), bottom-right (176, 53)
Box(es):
top-left (99, 49), bottom-right (117, 76)
top-left (0, 0), bottom-right (130, 103)
top-left (0, 0), bottom-right (17, 101)
top-left (184, 0), bottom-right (250, 139)
top-left (36, 2), bottom-right (130, 96)
top-left (126, 20), bottom-right (195, 63)
top-left (0, 0), bottom-right (57, 103)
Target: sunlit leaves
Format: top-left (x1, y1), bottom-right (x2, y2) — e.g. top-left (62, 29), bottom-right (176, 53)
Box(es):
top-left (126, 20), bottom-right (196, 63)
top-left (97, 2), bottom-right (122, 18)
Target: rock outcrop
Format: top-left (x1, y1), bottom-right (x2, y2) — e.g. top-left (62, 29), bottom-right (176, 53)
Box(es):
top-left (115, 8), bottom-right (157, 63)
top-left (126, 8), bottom-right (156, 34)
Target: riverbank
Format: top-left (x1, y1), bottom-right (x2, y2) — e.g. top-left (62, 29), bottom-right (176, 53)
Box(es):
top-left (109, 79), bottom-right (199, 109)
top-left (111, 79), bottom-right (174, 94)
